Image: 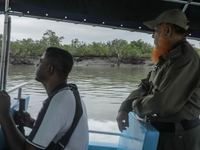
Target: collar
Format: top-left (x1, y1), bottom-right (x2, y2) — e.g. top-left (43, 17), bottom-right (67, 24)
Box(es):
top-left (172, 38), bottom-right (187, 49)
top-left (48, 83), bottom-right (68, 98)
top-left (167, 38), bottom-right (187, 60)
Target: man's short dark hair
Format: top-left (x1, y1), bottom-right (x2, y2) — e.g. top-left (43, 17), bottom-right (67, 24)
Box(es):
top-left (45, 47), bottom-right (73, 80)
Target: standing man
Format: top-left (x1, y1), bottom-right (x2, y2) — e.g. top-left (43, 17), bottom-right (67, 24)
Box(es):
top-left (116, 9), bottom-right (200, 150)
top-left (0, 47), bottom-right (89, 150)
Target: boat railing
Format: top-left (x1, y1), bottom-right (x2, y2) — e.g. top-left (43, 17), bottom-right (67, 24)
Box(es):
top-left (7, 82), bottom-right (28, 99)
top-left (88, 130), bottom-right (120, 150)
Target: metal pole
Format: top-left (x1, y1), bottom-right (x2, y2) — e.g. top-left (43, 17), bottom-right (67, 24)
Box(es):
top-left (182, 0), bottom-right (192, 12)
top-left (18, 88), bottom-right (22, 100)
top-left (7, 82), bottom-right (28, 94)
top-left (5, 0), bottom-right (9, 12)
top-left (3, 16), bottom-right (11, 90)
top-left (0, 0), bottom-right (11, 90)
top-left (0, 15), bottom-right (8, 90)
top-left (163, 0), bottom-right (200, 6)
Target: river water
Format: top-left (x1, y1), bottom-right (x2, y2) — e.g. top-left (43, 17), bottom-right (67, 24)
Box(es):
top-left (6, 64), bottom-right (152, 143)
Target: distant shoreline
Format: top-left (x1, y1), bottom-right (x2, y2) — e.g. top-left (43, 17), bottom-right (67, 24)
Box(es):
top-left (9, 56), bottom-right (155, 67)
top-left (74, 56), bottom-right (154, 68)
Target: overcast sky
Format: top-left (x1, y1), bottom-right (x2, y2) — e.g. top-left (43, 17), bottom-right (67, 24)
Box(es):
top-left (0, 15), bottom-right (199, 47)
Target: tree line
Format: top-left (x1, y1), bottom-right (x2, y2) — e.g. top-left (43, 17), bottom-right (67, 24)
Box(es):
top-left (0, 29), bottom-right (200, 64)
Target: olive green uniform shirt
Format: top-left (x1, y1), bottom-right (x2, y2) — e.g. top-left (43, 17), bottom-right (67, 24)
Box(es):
top-left (119, 39), bottom-right (200, 122)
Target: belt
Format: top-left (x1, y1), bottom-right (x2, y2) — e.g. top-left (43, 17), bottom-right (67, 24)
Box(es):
top-left (151, 118), bottom-right (200, 132)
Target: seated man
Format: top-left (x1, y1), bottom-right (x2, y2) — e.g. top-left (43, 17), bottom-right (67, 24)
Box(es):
top-left (0, 47), bottom-right (89, 150)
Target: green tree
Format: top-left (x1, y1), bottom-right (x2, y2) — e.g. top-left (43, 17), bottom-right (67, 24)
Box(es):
top-left (10, 40), bottom-right (26, 56)
top-left (7, 29), bottom-right (158, 64)
top-left (41, 29), bottom-right (64, 47)
top-left (110, 39), bottom-right (128, 66)
top-left (70, 38), bottom-right (87, 56)
top-left (130, 39), bottom-right (153, 57)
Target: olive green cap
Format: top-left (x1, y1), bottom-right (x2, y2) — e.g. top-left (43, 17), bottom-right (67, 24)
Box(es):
top-left (143, 9), bottom-right (190, 30)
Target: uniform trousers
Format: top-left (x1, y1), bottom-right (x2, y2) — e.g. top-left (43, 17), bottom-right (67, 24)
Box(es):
top-left (156, 122), bottom-right (200, 150)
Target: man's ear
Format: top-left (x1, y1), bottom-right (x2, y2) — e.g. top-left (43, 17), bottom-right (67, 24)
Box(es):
top-left (47, 64), bottom-right (54, 75)
top-left (164, 25), bottom-right (172, 37)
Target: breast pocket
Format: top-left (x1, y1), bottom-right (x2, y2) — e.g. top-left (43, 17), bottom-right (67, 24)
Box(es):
top-left (149, 67), bottom-right (164, 92)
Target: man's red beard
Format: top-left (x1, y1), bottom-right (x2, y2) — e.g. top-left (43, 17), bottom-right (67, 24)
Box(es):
top-left (151, 27), bottom-right (172, 62)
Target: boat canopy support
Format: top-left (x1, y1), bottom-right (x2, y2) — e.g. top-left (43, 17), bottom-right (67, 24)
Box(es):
top-left (0, 0), bottom-right (200, 40)
top-left (182, 0), bottom-right (192, 12)
top-left (164, 0), bottom-right (198, 12)
top-left (163, 0), bottom-right (200, 6)
top-left (0, 0), bottom-right (11, 90)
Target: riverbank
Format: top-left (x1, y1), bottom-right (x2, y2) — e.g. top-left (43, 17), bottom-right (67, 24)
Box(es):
top-left (9, 56), bottom-right (155, 67)
top-left (9, 56), bottom-right (39, 65)
top-left (74, 56), bottom-right (154, 67)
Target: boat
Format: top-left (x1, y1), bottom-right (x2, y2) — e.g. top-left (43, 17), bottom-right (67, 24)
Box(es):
top-left (0, 0), bottom-right (200, 149)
